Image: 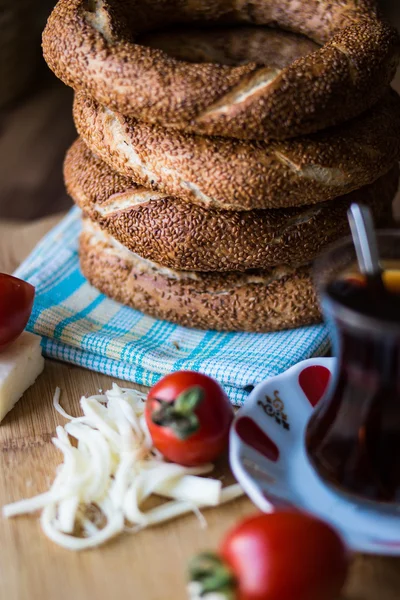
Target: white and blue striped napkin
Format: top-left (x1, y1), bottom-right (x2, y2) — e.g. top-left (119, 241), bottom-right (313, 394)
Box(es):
top-left (15, 208), bottom-right (329, 405)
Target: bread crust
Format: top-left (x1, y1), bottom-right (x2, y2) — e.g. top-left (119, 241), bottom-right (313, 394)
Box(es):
top-left (73, 91), bottom-right (400, 210)
top-left (80, 219), bottom-right (320, 332)
top-left (42, 0), bottom-right (399, 140)
top-left (65, 138), bottom-right (399, 272)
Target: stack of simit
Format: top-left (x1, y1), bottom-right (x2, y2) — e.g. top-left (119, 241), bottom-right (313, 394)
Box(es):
top-left (43, 0), bottom-right (400, 332)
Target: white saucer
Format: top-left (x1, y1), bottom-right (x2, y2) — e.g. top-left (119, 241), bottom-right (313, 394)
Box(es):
top-left (230, 357), bottom-right (400, 555)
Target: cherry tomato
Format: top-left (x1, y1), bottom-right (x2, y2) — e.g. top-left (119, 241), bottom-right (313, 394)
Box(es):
top-left (0, 274), bottom-right (35, 351)
top-left (189, 512), bottom-right (349, 600)
top-left (145, 371), bottom-right (233, 466)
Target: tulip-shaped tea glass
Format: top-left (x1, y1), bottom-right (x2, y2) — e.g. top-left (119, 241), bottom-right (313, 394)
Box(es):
top-left (306, 230), bottom-right (400, 508)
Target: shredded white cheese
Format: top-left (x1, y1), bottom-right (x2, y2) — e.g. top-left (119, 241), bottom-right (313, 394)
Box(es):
top-left (2, 384), bottom-right (243, 550)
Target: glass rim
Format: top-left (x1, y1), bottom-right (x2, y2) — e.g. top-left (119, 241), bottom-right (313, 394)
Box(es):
top-left (314, 228), bottom-right (400, 266)
top-left (314, 228), bottom-right (400, 335)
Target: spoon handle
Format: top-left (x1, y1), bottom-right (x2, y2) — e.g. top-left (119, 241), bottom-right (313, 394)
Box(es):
top-left (347, 204), bottom-right (381, 276)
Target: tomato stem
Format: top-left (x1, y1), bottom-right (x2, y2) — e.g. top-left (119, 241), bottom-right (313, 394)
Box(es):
top-left (151, 386), bottom-right (204, 440)
top-left (188, 552), bottom-right (236, 599)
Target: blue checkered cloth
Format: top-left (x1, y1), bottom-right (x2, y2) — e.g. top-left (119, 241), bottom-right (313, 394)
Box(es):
top-left (15, 208), bottom-right (329, 405)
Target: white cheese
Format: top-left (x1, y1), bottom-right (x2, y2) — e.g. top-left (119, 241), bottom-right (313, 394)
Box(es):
top-left (0, 332), bottom-right (44, 423)
top-left (3, 383), bottom-right (244, 550)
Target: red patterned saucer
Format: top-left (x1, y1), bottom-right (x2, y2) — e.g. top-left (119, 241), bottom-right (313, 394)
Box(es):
top-left (230, 357), bottom-right (400, 555)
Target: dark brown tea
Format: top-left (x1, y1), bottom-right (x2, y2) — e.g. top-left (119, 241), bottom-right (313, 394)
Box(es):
top-left (326, 269), bottom-right (400, 321)
top-left (306, 267), bottom-right (400, 505)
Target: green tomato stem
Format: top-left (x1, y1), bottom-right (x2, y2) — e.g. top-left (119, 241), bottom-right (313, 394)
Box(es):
top-left (188, 552), bottom-right (237, 599)
top-left (151, 386), bottom-right (204, 440)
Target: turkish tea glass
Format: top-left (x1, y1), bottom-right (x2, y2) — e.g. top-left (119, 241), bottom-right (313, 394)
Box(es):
top-left (306, 230), bottom-right (400, 508)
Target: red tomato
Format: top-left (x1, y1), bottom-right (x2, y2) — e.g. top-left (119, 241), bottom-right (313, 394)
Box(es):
top-left (145, 371), bottom-right (233, 466)
top-left (218, 512), bottom-right (348, 600)
top-left (0, 274), bottom-right (35, 351)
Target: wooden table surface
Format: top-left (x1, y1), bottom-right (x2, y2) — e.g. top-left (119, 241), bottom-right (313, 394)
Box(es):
top-left (0, 219), bottom-right (400, 600)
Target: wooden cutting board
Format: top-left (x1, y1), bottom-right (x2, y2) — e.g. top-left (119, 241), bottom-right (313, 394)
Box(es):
top-left (0, 218), bottom-right (399, 600)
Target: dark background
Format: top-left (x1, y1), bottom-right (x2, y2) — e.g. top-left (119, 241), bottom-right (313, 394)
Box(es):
top-left (0, 1), bottom-right (399, 223)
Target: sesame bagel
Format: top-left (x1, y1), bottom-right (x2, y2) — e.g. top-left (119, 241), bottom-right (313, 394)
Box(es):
top-left (73, 91), bottom-right (400, 211)
top-left (65, 138), bottom-right (399, 272)
top-left (80, 219), bottom-right (320, 332)
top-left (43, 0), bottom-right (399, 140)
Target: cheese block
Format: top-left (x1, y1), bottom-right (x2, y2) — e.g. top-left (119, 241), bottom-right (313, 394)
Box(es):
top-left (0, 332), bottom-right (44, 423)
